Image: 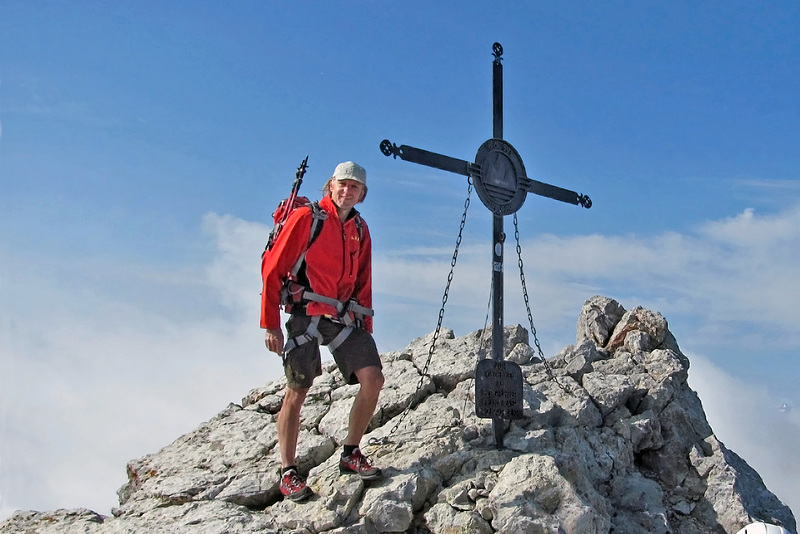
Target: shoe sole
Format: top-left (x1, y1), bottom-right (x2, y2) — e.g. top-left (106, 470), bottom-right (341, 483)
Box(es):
top-left (339, 467), bottom-right (383, 481)
top-left (284, 487), bottom-right (313, 502)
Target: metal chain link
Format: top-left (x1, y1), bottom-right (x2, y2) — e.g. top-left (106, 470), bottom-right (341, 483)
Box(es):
top-left (371, 180), bottom-right (473, 444)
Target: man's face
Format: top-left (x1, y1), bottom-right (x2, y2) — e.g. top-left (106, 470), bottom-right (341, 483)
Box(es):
top-left (330, 179), bottom-right (365, 211)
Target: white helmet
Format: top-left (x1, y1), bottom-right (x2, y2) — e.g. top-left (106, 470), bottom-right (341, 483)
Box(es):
top-left (735, 522), bottom-right (791, 534)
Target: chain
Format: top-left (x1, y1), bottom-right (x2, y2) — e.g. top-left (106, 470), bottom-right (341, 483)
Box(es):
top-left (513, 213), bottom-right (544, 359)
top-left (513, 213), bottom-right (569, 391)
top-left (370, 180), bottom-right (473, 444)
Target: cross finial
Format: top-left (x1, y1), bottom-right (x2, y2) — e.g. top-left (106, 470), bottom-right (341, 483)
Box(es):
top-left (492, 42), bottom-right (503, 64)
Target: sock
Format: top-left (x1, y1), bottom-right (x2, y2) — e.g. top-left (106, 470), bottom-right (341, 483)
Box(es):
top-left (342, 445), bottom-right (357, 458)
top-left (282, 465), bottom-right (298, 476)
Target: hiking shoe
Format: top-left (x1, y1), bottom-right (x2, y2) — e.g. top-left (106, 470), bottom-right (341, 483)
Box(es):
top-left (280, 469), bottom-right (313, 502)
top-left (339, 448), bottom-right (383, 480)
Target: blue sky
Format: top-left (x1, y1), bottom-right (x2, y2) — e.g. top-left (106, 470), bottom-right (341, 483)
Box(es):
top-left (1, 0), bottom-right (799, 522)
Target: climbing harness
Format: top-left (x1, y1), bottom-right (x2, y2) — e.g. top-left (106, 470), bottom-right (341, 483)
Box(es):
top-left (282, 294), bottom-right (374, 352)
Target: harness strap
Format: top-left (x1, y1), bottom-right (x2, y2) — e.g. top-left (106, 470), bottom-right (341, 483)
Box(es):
top-left (345, 299), bottom-right (374, 318)
top-left (282, 281), bottom-right (374, 320)
top-left (301, 291), bottom-right (347, 314)
top-left (327, 325), bottom-right (354, 352)
top-left (283, 315), bottom-right (323, 353)
top-left (282, 315), bottom-right (355, 353)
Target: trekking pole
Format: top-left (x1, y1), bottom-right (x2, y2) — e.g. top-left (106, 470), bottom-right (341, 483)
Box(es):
top-left (265, 156), bottom-right (309, 252)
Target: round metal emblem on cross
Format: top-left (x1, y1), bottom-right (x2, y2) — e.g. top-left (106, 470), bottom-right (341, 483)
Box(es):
top-left (474, 138), bottom-right (528, 215)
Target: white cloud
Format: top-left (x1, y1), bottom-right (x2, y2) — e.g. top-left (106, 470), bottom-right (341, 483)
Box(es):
top-left (203, 213), bottom-right (268, 319)
top-left (526, 208), bottom-right (800, 336)
top-left (2, 204), bottom-right (799, 520)
top-left (0, 219), bottom-right (281, 518)
top-left (372, 205), bottom-right (800, 354)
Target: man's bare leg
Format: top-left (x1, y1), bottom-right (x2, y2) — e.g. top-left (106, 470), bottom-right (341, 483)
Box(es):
top-left (344, 366), bottom-right (384, 446)
top-left (278, 386), bottom-right (309, 468)
top-left (339, 366), bottom-right (385, 479)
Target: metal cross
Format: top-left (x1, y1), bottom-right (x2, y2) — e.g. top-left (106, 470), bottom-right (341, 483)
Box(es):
top-left (380, 42), bottom-right (592, 446)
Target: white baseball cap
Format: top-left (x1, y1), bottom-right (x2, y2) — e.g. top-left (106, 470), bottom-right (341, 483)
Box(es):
top-left (332, 161), bottom-right (367, 187)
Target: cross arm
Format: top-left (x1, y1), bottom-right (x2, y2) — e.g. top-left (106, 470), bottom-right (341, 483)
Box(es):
top-left (380, 140), bottom-right (479, 178)
top-left (380, 138), bottom-right (592, 210)
top-left (522, 178), bottom-right (592, 209)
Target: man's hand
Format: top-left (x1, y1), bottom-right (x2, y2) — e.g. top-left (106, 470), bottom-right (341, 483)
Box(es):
top-left (265, 329), bottom-right (285, 355)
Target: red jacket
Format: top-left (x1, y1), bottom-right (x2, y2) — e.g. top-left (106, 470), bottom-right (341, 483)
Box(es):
top-left (260, 195), bottom-right (373, 332)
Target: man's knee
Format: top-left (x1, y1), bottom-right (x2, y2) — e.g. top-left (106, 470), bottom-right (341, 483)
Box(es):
top-left (357, 366), bottom-right (384, 392)
top-left (282, 386), bottom-right (309, 412)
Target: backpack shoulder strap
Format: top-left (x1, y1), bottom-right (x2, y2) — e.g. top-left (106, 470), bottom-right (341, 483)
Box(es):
top-left (354, 214), bottom-right (364, 241)
top-left (307, 201), bottom-right (328, 248)
top-left (290, 202), bottom-right (328, 278)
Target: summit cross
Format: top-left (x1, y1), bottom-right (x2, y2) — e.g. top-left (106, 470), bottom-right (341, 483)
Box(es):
top-left (380, 42), bottom-right (592, 446)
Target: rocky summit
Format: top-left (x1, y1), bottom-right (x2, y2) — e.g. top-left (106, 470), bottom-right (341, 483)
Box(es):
top-left (2, 296), bottom-right (796, 533)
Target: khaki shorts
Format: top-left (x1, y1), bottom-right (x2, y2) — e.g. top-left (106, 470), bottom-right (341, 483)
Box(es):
top-left (283, 315), bottom-right (381, 389)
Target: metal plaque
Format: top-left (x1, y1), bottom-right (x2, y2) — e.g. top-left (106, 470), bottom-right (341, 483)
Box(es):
top-left (475, 359), bottom-right (524, 419)
top-left (474, 138), bottom-right (528, 215)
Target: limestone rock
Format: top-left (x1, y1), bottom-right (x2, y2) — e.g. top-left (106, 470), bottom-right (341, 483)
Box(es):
top-left (2, 297), bottom-right (795, 534)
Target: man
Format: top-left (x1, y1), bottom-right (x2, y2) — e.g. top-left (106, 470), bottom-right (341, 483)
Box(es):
top-left (261, 161), bottom-right (384, 502)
